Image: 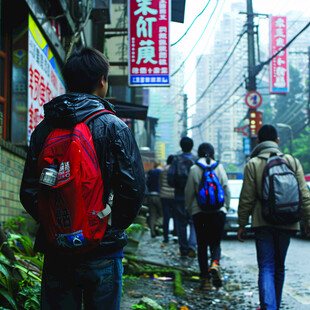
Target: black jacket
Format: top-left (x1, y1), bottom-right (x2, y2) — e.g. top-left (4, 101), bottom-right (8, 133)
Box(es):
top-left (20, 93), bottom-right (145, 256)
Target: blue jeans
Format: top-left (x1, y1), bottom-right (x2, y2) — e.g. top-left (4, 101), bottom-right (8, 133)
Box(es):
top-left (41, 255), bottom-right (123, 310)
top-left (174, 199), bottom-right (197, 255)
top-left (255, 227), bottom-right (293, 310)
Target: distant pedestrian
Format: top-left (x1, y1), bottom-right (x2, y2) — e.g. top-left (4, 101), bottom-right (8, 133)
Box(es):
top-left (185, 143), bottom-right (230, 290)
top-left (159, 155), bottom-right (177, 243)
top-left (168, 137), bottom-right (197, 258)
top-left (238, 124), bottom-right (310, 310)
top-left (147, 161), bottom-right (163, 238)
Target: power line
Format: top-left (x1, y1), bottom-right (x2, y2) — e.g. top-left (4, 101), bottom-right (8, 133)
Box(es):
top-left (171, 0), bottom-right (220, 77)
top-left (171, 0), bottom-right (213, 47)
top-left (250, 21), bottom-right (310, 79)
top-left (188, 80), bottom-right (245, 131)
top-left (163, 0), bottom-right (228, 112)
top-left (186, 31), bottom-right (246, 111)
top-left (207, 95), bottom-right (245, 128)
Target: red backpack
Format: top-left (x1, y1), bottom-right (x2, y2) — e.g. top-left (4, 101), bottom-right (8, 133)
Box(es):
top-left (37, 110), bottom-right (113, 254)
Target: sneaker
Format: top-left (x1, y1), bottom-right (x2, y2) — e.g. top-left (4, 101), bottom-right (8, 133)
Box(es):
top-left (210, 261), bottom-right (222, 288)
top-left (188, 249), bottom-right (196, 258)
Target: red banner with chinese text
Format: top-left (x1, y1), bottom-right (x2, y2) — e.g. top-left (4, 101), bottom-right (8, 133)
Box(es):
top-left (128, 0), bottom-right (170, 86)
top-left (269, 16), bottom-right (289, 94)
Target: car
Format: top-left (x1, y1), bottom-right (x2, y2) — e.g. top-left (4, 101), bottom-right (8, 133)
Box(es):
top-left (223, 179), bottom-right (251, 237)
top-left (298, 181), bottom-right (310, 238)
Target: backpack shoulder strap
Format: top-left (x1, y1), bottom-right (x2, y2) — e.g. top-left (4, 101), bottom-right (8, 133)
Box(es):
top-left (195, 161), bottom-right (206, 169)
top-left (83, 109), bottom-right (115, 125)
top-left (211, 162), bottom-right (219, 169)
top-left (283, 154), bottom-right (298, 173)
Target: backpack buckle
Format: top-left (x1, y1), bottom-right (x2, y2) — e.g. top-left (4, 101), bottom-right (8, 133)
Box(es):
top-left (97, 204), bottom-right (112, 219)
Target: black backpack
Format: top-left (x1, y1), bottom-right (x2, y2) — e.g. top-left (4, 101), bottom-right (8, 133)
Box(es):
top-left (173, 154), bottom-right (195, 189)
top-left (261, 153), bottom-right (302, 225)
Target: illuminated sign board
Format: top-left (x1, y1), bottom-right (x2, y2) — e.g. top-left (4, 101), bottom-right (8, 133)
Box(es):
top-left (128, 0), bottom-right (170, 86)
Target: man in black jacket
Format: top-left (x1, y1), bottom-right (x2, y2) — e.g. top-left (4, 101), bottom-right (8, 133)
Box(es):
top-left (20, 48), bottom-right (145, 310)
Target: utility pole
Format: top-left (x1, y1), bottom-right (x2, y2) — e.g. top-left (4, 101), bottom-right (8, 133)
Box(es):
top-left (246, 0), bottom-right (258, 151)
top-left (182, 94), bottom-right (188, 137)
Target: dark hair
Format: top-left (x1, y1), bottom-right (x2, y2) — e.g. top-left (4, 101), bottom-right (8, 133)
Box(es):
top-left (167, 155), bottom-right (174, 165)
top-left (258, 124), bottom-right (278, 142)
top-left (198, 143), bottom-right (215, 164)
top-left (62, 47), bottom-right (110, 94)
top-left (153, 160), bottom-right (161, 168)
top-left (180, 137), bottom-right (193, 152)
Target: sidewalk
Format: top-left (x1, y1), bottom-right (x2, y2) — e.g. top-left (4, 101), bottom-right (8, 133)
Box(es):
top-left (121, 232), bottom-right (261, 310)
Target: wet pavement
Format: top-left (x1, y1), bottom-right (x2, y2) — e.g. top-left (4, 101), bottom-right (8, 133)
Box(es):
top-left (121, 232), bottom-right (310, 309)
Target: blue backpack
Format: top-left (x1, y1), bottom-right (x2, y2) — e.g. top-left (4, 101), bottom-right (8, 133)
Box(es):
top-left (196, 161), bottom-right (225, 212)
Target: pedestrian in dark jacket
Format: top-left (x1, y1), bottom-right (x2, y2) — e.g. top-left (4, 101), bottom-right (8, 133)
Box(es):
top-left (20, 47), bottom-right (145, 310)
top-left (159, 155), bottom-right (177, 243)
top-left (147, 161), bottom-right (163, 238)
top-left (167, 137), bottom-right (197, 258)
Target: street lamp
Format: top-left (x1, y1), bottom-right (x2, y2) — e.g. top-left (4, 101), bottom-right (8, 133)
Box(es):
top-left (276, 123), bottom-right (293, 153)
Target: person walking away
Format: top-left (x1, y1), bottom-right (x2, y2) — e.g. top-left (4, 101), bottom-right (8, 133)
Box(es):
top-left (147, 161), bottom-right (163, 238)
top-left (159, 155), bottom-right (177, 243)
top-left (238, 124), bottom-right (310, 310)
top-left (20, 47), bottom-right (145, 310)
top-left (168, 137), bottom-right (197, 258)
top-left (185, 143), bottom-right (230, 290)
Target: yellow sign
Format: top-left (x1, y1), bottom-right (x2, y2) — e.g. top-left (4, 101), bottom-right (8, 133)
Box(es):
top-left (155, 142), bottom-right (165, 160)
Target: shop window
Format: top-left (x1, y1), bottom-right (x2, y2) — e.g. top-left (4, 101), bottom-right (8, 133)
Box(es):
top-left (11, 20), bottom-right (28, 145)
top-left (0, 0), bottom-right (29, 144)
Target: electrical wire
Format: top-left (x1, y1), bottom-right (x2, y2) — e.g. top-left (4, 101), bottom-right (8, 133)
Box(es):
top-left (171, 0), bottom-right (220, 77)
top-left (207, 95), bottom-right (245, 127)
top-left (171, 0), bottom-right (213, 46)
top-left (253, 21), bottom-right (310, 77)
top-left (186, 31), bottom-right (246, 112)
top-left (188, 80), bottom-right (244, 131)
top-left (161, 0), bottom-right (228, 112)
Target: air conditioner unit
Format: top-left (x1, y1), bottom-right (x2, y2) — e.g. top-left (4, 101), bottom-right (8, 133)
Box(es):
top-left (91, 0), bottom-right (112, 24)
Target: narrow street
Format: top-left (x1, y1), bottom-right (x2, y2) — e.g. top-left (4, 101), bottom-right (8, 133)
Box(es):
top-left (122, 232), bottom-right (310, 309)
top-left (222, 235), bottom-right (310, 310)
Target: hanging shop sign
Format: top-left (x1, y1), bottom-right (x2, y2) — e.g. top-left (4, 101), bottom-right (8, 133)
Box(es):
top-left (27, 14), bottom-right (65, 144)
top-left (269, 16), bottom-right (289, 94)
top-left (128, 0), bottom-right (170, 87)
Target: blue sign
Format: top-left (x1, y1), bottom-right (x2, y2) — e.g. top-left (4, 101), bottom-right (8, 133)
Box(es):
top-left (130, 75), bottom-right (169, 86)
top-left (243, 137), bottom-right (251, 155)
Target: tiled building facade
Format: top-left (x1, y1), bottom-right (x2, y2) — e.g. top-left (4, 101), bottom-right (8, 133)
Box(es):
top-left (0, 141), bottom-right (27, 223)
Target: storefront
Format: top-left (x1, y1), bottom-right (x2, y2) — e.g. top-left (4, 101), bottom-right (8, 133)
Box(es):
top-left (0, 0), bottom-right (68, 224)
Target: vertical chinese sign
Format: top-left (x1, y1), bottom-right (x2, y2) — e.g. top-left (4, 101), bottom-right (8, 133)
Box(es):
top-left (269, 16), bottom-right (289, 94)
top-left (27, 15), bottom-right (65, 143)
top-left (128, 0), bottom-right (170, 87)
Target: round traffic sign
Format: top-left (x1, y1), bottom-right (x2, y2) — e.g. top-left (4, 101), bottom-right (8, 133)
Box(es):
top-left (245, 91), bottom-right (262, 109)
